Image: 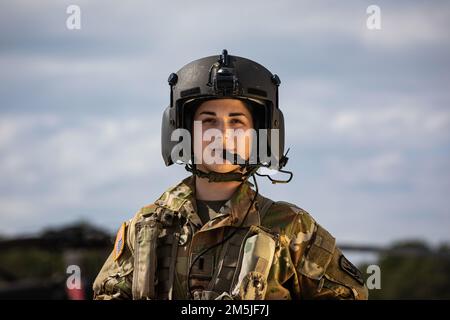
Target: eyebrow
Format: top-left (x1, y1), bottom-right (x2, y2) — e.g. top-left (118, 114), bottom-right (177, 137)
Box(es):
top-left (199, 111), bottom-right (247, 117)
top-left (199, 111), bottom-right (216, 116)
top-left (228, 112), bottom-right (246, 117)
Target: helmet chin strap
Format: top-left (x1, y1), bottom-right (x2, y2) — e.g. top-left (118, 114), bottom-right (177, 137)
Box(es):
top-left (185, 149), bottom-right (294, 183)
top-left (185, 151), bottom-right (260, 183)
top-left (185, 163), bottom-right (260, 183)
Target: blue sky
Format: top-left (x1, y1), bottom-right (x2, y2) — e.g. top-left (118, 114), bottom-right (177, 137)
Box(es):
top-left (0, 0), bottom-right (449, 248)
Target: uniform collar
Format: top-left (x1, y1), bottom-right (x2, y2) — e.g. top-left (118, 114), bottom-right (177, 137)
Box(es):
top-left (155, 175), bottom-right (260, 231)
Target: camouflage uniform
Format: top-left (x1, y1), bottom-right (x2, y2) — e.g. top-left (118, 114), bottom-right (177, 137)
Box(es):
top-left (93, 176), bottom-right (368, 300)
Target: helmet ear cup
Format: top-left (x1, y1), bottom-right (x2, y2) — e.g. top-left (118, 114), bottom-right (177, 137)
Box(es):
top-left (161, 105), bottom-right (177, 166)
top-left (277, 109), bottom-right (285, 167)
top-left (267, 108), bottom-right (285, 169)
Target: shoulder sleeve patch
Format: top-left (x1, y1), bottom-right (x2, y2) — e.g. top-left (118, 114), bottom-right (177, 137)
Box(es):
top-left (299, 224), bottom-right (336, 280)
top-left (114, 222), bottom-right (127, 261)
top-left (339, 254), bottom-right (364, 285)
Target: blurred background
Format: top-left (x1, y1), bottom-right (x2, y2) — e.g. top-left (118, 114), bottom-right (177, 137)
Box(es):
top-left (0, 0), bottom-right (449, 299)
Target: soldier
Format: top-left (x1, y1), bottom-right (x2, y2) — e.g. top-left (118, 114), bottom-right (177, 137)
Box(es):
top-left (93, 50), bottom-right (368, 300)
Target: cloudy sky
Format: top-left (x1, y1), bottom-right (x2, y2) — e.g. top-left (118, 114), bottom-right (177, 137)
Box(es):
top-left (0, 0), bottom-right (449, 249)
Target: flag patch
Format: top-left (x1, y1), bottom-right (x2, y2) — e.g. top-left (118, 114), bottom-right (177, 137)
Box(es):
top-left (114, 222), bottom-right (126, 261)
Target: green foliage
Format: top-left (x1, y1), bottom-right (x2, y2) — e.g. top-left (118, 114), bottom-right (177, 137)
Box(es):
top-left (361, 240), bottom-right (450, 299)
top-left (0, 248), bottom-right (64, 280)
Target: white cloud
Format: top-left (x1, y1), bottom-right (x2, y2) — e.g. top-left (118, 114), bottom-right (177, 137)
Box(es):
top-left (360, 4), bottom-right (450, 50)
top-left (329, 104), bottom-right (450, 147)
top-left (333, 152), bottom-right (405, 186)
top-left (0, 114), bottom-right (168, 235)
top-left (283, 84), bottom-right (450, 149)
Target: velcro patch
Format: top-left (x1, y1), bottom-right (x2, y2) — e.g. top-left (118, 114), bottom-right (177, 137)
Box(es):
top-left (114, 222), bottom-right (127, 261)
top-left (339, 255), bottom-right (364, 285)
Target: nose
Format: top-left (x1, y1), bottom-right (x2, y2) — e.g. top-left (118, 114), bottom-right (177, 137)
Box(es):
top-left (212, 119), bottom-right (229, 143)
top-left (213, 119), bottom-right (240, 152)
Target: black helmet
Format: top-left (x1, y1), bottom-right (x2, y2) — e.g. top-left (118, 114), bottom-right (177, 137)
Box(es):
top-left (161, 50), bottom-right (290, 182)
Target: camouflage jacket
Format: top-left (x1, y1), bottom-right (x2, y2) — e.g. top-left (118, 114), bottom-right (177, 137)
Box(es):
top-left (93, 176), bottom-right (368, 300)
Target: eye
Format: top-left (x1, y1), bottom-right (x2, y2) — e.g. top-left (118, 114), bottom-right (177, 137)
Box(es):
top-left (230, 118), bottom-right (244, 125)
top-left (202, 118), bottom-right (216, 124)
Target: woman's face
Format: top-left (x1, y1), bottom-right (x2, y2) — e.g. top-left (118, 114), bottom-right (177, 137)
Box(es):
top-left (193, 98), bottom-right (254, 174)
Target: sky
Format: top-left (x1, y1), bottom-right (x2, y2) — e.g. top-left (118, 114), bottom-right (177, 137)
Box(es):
top-left (0, 0), bottom-right (449, 249)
